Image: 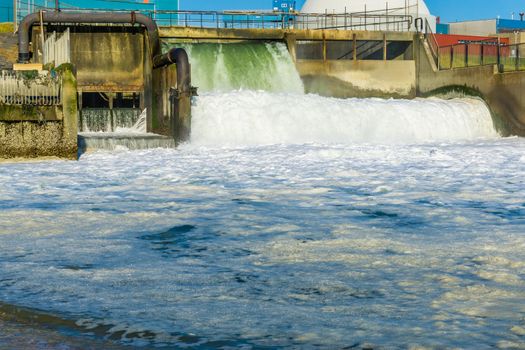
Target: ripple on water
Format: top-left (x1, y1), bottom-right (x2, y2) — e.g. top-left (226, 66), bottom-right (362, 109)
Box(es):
top-left (0, 139), bottom-right (524, 348)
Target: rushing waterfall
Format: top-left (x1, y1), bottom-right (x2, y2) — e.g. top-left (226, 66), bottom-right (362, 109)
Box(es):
top-left (80, 108), bottom-right (142, 133)
top-left (191, 91), bottom-right (498, 146)
top-left (79, 109), bottom-right (175, 153)
top-left (160, 42), bottom-right (500, 145)
top-left (164, 42), bottom-right (304, 93)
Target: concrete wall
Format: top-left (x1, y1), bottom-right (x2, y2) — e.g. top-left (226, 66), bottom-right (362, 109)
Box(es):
top-left (152, 64), bottom-right (177, 136)
top-left (66, 28), bottom-right (152, 131)
top-left (159, 27), bottom-right (414, 43)
top-left (69, 30), bottom-right (145, 92)
top-left (296, 59), bottom-right (416, 98)
top-left (0, 68), bottom-right (78, 159)
top-left (415, 37), bottom-right (525, 136)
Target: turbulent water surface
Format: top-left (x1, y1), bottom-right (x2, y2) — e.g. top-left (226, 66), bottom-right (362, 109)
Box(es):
top-left (1, 42), bottom-right (525, 349)
top-left (1, 130), bottom-right (525, 348)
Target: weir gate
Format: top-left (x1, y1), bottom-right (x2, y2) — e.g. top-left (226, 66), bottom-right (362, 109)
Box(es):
top-left (1, 7), bottom-right (525, 159)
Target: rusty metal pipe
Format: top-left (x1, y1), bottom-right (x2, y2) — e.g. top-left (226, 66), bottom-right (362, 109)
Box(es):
top-left (153, 48), bottom-right (192, 143)
top-left (18, 11), bottom-right (160, 62)
top-left (153, 48), bottom-right (191, 92)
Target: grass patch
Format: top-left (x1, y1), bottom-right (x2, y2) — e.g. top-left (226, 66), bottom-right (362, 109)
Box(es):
top-left (0, 23), bottom-right (14, 33)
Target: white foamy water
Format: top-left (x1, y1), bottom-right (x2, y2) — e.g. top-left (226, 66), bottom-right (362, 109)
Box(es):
top-left (0, 138), bottom-right (524, 348)
top-left (0, 41), bottom-right (522, 349)
top-left (191, 91), bottom-right (499, 146)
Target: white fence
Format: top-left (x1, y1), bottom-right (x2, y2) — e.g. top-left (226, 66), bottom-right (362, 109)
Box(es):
top-left (43, 28), bottom-right (71, 67)
top-left (0, 71), bottom-right (62, 106)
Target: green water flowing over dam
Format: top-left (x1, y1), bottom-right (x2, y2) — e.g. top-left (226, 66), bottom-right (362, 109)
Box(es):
top-left (163, 42), bottom-right (304, 93)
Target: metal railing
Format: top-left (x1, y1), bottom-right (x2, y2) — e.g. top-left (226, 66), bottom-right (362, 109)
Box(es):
top-left (423, 17), bottom-right (525, 73)
top-left (424, 18), bottom-right (440, 67)
top-left (0, 71), bottom-right (62, 106)
top-left (437, 41), bottom-right (499, 70)
top-left (153, 10), bottom-right (413, 31)
top-left (435, 41), bottom-right (525, 73)
top-left (499, 43), bottom-right (525, 72)
top-left (43, 28), bottom-right (71, 66)
top-left (13, 5), bottom-right (417, 32)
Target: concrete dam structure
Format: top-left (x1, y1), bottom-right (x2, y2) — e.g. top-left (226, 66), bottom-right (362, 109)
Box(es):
top-left (1, 7), bottom-right (525, 159)
top-left (0, 10), bottom-right (194, 159)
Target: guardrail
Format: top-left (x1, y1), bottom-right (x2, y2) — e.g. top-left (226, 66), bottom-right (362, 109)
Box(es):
top-left (156, 10), bottom-right (413, 31)
top-left (436, 41), bottom-right (525, 73)
top-left (0, 71), bottom-right (62, 106)
top-left (13, 6), bottom-right (416, 32)
top-left (437, 41), bottom-right (499, 70)
top-left (423, 18), bottom-right (525, 74)
top-left (424, 18), bottom-right (440, 67)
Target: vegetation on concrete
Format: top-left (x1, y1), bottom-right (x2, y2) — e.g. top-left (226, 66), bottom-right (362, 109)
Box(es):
top-left (0, 23), bottom-right (14, 33)
top-left (0, 63), bottom-right (79, 159)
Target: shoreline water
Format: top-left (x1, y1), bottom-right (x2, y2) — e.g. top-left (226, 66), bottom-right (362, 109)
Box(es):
top-left (0, 312), bottom-right (129, 350)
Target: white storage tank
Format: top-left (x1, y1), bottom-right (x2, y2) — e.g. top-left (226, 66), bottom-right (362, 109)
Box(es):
top-left (300, 0), bottom-right (436, 32)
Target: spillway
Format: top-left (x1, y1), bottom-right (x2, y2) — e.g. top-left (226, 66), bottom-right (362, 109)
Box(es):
top-left (192, 91), bottom-right (498, 146)
top-left (166, 42), bottom-right (304, 93)
top-left (168, 42), bottom-right (499, 145)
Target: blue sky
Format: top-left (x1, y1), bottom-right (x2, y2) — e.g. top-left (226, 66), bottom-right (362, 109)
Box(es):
top-left (2, 1), bottom-right (525, 23)
top-left (179, 0), bottom-right (525, 23)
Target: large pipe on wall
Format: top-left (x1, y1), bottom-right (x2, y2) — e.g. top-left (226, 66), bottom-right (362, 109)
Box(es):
top-left (154, 48), bottom-right (193, 143)
top-left (17, 11), bottom-right (160, 62)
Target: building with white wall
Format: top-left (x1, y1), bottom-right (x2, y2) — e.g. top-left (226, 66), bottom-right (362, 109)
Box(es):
top-left (300, 0), bottom-right (435, 32)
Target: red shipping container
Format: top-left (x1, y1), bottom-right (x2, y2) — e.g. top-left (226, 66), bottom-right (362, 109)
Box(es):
top-left (435, 34), bottom-right (509, 47)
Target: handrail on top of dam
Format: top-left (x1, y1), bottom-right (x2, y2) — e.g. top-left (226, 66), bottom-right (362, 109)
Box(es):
top-left (13, 6), bottom-right (415, 32)
top-left (423, 18), bottom-right (525, 73)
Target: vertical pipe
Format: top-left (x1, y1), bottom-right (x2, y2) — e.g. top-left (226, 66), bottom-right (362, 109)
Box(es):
top-left (39, 11), bottom-right (45, 63)
top-left (323, 33), bottom-right (327, 61)
top-left (383, 33), bottom-right (387, 60)
top-left (78, 91), bottom-right (83, 132)
top-left (353, 33), bottom-right (357, 60)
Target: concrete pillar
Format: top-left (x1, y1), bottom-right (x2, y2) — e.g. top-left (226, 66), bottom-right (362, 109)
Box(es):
top-left (143, 33), bottom-right (153, 133)
top-left (353, 33), bottom-right (357, 61)
top-left (284, 32), bottom-right (297, 62)
top-left (383, 33), bottom-right (387, 61)
top-left (322, 32), bottom-right (327, 62)
top-left (78, 90), bottom-right (83, 132)
top-left (61, 68), bottom-right (78, 159)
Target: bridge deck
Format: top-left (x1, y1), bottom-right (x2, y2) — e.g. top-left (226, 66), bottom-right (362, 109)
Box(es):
top-left (159, 27), bottom-right (415, 42)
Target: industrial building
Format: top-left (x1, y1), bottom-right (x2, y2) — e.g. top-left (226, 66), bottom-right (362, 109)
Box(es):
top-left (441, 18), bottom-right (525, 37)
